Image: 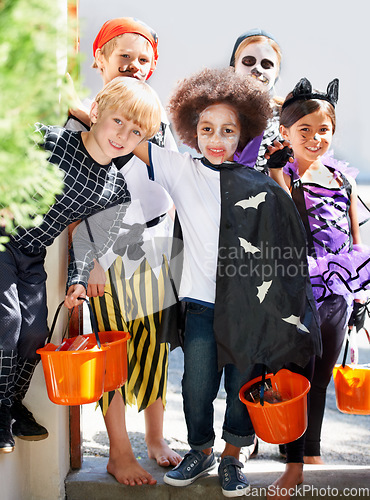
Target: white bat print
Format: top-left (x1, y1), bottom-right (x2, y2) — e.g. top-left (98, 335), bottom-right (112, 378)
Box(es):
top-left (235, 192), bottom-right (267, 210)
top-left (257, 280), bottom-right (272, 303)
top-left (238, 237), bottom-right (261, 254)
top-left (282, 315), bottom-right (310, 333)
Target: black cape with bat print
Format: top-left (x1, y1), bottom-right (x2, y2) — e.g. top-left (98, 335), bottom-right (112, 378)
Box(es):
top-left (159, 160), bottom-right (322, 374)
top-left (214, 161), bottom-right (321, 373)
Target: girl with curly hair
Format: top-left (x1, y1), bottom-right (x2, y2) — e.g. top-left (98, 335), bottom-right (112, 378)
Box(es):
top-left (133, 67), bottom-right (321, 498)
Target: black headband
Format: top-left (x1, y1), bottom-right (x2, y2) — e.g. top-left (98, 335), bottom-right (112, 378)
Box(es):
top-left (282, 78), bottom-right (339, 110)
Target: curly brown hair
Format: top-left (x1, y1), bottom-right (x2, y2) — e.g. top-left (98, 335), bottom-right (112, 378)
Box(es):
top-left (167, 67), bottom-right (272, 153)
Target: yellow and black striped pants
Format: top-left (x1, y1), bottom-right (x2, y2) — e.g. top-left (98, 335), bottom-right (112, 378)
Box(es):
top-left (90, 256), bottom-right (169, 415)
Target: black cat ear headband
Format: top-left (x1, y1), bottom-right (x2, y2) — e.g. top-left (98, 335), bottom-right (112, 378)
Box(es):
top-left (282, 77), bottom-right (339, 110)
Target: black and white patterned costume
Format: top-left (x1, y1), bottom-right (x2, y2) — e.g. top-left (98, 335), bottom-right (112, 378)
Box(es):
top-left (0, 124), bottom-right (130, 408)
top-left (12, 124), bottom-right (130, 256)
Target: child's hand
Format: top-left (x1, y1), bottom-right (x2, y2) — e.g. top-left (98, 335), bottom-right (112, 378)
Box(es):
top-left (87, 260), bottom-right (106, 298)
top-left (64, 284), bottom-right (86, 309)
top-left (265, 140), bottom-right (294, 168)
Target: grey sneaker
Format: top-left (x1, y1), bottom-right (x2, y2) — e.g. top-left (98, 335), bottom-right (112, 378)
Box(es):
top-left (164, 449), bottom-right (216, 486)
top-left (218, 456), bottom-right (250, 497)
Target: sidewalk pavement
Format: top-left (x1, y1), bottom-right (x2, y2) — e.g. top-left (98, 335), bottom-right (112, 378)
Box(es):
top-left (65, 327), bottom-right (370, 499)
top-left (81, 330), bottom-right (370, 465)
top-left (66, 458), bottom-right (369, 499)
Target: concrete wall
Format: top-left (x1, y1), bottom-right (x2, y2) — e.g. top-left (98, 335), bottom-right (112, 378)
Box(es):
top-left (78, 0), bottom-right (370, 183)
top-left (1, 233), bottom-right (70, 500)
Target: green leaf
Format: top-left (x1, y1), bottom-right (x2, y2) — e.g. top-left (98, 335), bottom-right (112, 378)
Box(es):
top-left (0, 0), bottom-right (84, 240)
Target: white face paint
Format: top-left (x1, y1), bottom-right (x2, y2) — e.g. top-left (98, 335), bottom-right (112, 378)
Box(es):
top-left (196, 103), bottom-right (241, 165)
top-left (234, 41), bottom-right (279, 91)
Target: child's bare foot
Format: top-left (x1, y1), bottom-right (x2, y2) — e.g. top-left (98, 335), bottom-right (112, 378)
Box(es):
top-left (304, 455), bottom-right (324, 465)
top-left (267, 463), bottom-right (304, 500)
top-left (107, 449), bottom-right (157, 486)
top-left (147, 437), bottom-right (182, 467)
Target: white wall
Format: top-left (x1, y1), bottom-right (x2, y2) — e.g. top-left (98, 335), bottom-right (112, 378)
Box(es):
top-left (1, 233), bottom-right (70, 500)
top-left (78, 0), bottom-right (370, 182)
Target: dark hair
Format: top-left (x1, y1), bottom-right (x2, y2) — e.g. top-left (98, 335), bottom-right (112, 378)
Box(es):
top-left (167, 67), bottom-right (272, 152)
top-left (280, 93), bottom-right (336, 133)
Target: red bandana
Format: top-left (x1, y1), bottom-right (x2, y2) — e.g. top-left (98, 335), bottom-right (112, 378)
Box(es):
top-left (92, 17), bottom-right (159, 79)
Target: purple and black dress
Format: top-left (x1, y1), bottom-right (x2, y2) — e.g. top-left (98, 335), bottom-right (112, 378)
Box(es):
top-left (283, 154), bottom-right (370, 457)
top-left (284, 155), bottom-right (370, 318)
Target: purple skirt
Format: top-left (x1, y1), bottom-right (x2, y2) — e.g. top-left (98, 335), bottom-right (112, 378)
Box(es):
top-left (309, 244), bottom-right (370, 309)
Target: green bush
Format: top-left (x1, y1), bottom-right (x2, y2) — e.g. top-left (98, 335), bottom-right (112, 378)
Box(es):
top-left (0, 0), bottom-right (82, 249)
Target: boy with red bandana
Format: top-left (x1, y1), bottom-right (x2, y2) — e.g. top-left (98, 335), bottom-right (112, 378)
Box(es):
top-left (67, 17), bottom-right (180, 486)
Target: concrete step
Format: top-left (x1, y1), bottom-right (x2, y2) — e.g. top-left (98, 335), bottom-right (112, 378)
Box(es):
top-left (65, 456), bottom-right (370, 500)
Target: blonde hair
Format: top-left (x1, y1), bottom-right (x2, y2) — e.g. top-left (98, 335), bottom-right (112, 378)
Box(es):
top-left (92, 33), bottom-right (153, 69)
top-left (234, 35), bottom-right (282, 71)
top-left (94, 77), bottom-right (161, 139)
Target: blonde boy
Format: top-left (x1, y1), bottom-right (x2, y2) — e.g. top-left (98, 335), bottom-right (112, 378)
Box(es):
top-left (0, 76), bottom-right (161, 455)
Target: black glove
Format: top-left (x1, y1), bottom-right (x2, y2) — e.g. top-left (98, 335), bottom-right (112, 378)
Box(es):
top-left (266, 145), bottom-right (294, 169)
top-left (348, 300), bottom-right (370, 331)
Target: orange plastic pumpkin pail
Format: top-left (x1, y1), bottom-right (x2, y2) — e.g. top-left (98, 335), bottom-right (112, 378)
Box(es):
top-left (239, 369), bottom-right (311, 444)
top-left (37, 339), bottom-right (108, 405)
top-left (332, 364), bottom-right (370, 415)
top-left (99, 331), bottom-right (130, 392)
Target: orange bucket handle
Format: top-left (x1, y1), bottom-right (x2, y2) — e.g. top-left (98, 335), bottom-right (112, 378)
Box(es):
top-left (46, 298), bottom-right (102, 349)
top-left (46, 300), bottom-right (67, 344)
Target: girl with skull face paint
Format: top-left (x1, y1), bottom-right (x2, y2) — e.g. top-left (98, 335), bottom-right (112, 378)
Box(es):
top-left (230, 29), bottom-right (283, 173)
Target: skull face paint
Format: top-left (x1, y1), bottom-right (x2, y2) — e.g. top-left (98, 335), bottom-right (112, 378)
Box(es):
top-left (196, 103), bottom-right (241, 165)
top-left (234, 41), bottom-right (279, 91)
